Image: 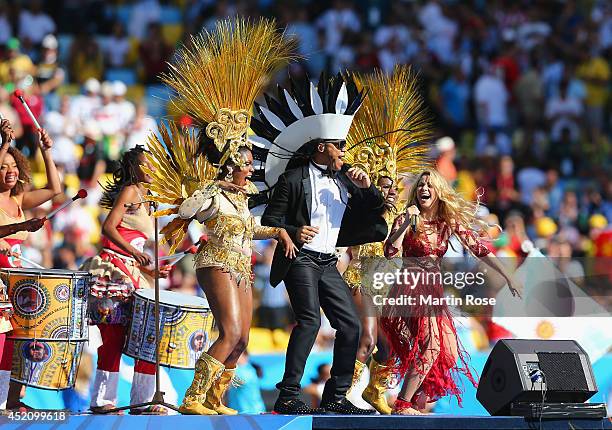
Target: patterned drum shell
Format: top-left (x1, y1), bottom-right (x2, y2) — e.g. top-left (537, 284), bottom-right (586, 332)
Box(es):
top-left (10, 339), bottom-right (86, 390)
top-left (1, 268), bottom-right (91, 340)
top-left (124, 289), bottom-right (215, 369)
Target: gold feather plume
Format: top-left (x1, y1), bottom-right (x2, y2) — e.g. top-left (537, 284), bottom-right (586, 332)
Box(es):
top-left (162, 18), bottom-right (297, 166)
top-left (345, 65), bottom-right (434, 186)
top-left (143, 18), bottom-right (295, 253)
top-left (141, 122), bottom-right (216, 254)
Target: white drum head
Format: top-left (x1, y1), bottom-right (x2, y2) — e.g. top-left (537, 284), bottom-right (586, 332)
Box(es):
top-left (0, 268), bottom-right (91, 278)
top-left (134, 289), bottom-right (210, 310)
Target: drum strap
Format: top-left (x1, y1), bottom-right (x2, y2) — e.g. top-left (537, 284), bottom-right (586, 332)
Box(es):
top-left (100, 250), bottom-right (141, 289)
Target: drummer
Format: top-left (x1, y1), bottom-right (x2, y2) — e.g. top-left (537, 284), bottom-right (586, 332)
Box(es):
top-left (83, 145), bottom-right (169, 415)
top-left (0, 118), bottom-right (61, 410)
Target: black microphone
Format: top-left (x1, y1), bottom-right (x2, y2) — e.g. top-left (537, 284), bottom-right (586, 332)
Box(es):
top-left (410, 214), bottom-right (417, 233)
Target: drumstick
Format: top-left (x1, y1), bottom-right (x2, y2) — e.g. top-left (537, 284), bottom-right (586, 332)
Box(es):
top-left (13, 90), bottom-right (41, 131)
top-left (11, 253), bottom-right (45, 269)
top-left (0, 111), bottom-right (4, 146)
top-left (158, 245), bottom-right (198, 263)
top-left (46, 189), bottom-right (88, 220)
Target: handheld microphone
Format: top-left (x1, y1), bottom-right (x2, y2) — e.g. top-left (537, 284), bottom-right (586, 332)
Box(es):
top-left (410, 214), bottom-right (417, 233)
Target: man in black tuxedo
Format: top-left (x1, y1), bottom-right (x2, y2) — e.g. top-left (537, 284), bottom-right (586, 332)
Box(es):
top-left (262, 138), bottom-right (387, 415)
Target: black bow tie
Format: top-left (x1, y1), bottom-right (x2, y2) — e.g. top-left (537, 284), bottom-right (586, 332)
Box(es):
top-left (311, 162), bottom-right (337, 179)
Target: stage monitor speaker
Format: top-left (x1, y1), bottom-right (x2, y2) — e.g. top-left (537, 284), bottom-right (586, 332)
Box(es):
top-left (476, 339), bottom-right (598, 416)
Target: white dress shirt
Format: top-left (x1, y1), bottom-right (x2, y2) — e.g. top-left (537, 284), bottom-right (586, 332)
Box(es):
top-left (303, 162), bottom-right (348, 254)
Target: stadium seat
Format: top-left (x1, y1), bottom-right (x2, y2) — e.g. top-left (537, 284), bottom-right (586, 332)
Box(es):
top-left (105, 68), bottom-right (138, 85)
top-left (126, 84), bottom-right (145, 103)
top-left (115, 5), bottom-right (133, 27)
top-left (160, 6), bottom-right (182, 24)
top-left (146, 84), bottom-right (173, 117)
top-left (57, 34), bottom-right (73, 65)
top-left (56, 84), bottom-right (81, 97)
top-left (162, 23), bottom-right (184, 46)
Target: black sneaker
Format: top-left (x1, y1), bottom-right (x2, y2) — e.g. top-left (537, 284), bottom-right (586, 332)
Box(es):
top-left (321, 398), bottom-right (376, 415)
top-left (273, 398), bottom-right (325, 415)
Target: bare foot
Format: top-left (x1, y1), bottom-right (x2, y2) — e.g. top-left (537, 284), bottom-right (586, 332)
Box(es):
top-left (394, 406), bottom-right (424, 415)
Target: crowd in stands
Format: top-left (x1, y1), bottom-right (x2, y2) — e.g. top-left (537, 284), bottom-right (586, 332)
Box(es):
top-left (0, 0), bottom-right (610, 412)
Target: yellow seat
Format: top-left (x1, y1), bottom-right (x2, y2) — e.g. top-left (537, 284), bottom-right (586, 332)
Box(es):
top-left (63, 173), bottom-right (81, 193)
top-left (32, 172), bottom-right (46, 189)
top-left (126, 84), bottom-right (145, 103)
top-left (56, 84), bottom-right (81, 97)
top-left (162, 23), bottom-right (184, 46)
top-left (126, 37), bottom-right (140, 65)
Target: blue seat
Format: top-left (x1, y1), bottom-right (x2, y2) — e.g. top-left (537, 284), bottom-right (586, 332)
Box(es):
top-left (160, 6), bottom-right (182, 24)
top-left (57, 34), bottom-right (73, 65)
top-left (105, 68), bottom-right (137, 85)
top-left (145, 85), bottom-right (172, 117)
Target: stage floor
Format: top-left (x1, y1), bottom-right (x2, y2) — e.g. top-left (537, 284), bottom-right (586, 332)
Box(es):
top-left (1, 414), bottom-right (611, 430)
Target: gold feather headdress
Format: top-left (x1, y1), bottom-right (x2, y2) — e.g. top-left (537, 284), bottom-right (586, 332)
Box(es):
top-left (162, 17), bottom-right (296, 167)
top-left (142, 18), bottom-right (295, 252)
top-left (345, 65), bottom-right (434, 190)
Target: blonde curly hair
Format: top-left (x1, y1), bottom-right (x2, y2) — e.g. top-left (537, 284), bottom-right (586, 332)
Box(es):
top-left (406, 170), bottom-right (491, 240)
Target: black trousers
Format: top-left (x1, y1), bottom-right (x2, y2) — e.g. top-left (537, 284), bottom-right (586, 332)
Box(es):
top-left (276, 251), bottom-right (361, 403)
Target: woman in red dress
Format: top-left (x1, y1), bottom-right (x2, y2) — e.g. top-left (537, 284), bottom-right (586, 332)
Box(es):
top-left (381, 170), bottom-right (522, 415)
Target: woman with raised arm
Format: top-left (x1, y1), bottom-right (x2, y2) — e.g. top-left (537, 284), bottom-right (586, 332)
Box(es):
top-left (381, 169), bottom-right (522, 415)
top-left (0, 120), bottom-right (61, 410)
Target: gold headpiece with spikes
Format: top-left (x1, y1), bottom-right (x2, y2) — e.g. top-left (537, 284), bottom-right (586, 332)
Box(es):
top-left (345, 65), bottom-right (433, 188)
top-left (162, 17), bottom-right (296, 167)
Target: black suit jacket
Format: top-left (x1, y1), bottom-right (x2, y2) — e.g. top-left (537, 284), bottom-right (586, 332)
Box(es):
top-left (261, 163), bottom-right (388, 286)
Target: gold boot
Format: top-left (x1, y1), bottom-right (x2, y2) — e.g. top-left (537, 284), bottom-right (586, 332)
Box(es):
top-left (179, 352), bottom-right (224, 415)
top-left (202, 368), bottom-right (238, 415)
top-left (362, 358), bottom-right (392, 415)
top-left (347, 360), bottom-right (366, 396)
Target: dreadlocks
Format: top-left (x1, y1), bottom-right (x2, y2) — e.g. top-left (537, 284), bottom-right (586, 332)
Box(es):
top-left (100, 145), bottom-right (148, 209)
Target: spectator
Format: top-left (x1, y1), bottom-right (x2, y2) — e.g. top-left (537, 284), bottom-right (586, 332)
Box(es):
top-left (128, 0), bottom-right (162, 40)
top-left (0, 38), bottom-right (36, 84)
top-left (11, 81), bottom-right (43, 157)
top-left (124, 102), bottom-right (157, 151)
top-left (69, 31), bottom-right (104, 84)
top-left (139, 23), bottom-right (172, 84)
top-left (93, 81), bottom-right (122, 162)
top-left (545, 77), bottom-right (583, 144)
top-left (111, 81), bottom-right (135, 132)
top-left (474, 64), bottom-right (509, 129)
top-left (36, 35), bottom-right (65, 102)
top-left (0, 87), bottom-right (23, 140)
top-left (18, 0), bottom-right (56, 45)
top-left (76, 120), bottom-right (106, 186)
top-left (435, 136), bottom-right (457, 183)
top-left (105, 21), bottom-right (131, 68)
top-left (226, 351), bottom-right (266, 414)
top-left (316, 0), bottom-right (361, 56)
top-left (439, 67), bottom-right (471, 139)
top-left (44, 95), bottom-right (78, 173)
top-left (70, 78), bottom-right (101, 128)
top-left (304, 363), bottom-right (331, 408)
top-left (0, 1), bottom-right (12, 46)
top-left (575, 44), bottom-right (610, 141)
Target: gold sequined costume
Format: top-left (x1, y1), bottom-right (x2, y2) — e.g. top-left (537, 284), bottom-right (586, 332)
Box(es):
top-left (342, 65), bottom-right (434, 296)
top-left (141, 18), bottom-right (295, 416)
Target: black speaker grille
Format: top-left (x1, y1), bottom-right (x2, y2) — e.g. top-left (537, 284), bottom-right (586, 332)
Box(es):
top-left (537, 352), bottom-right (588, 391)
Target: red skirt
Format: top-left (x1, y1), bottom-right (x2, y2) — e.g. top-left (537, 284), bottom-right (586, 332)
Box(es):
top-left (380, 273), bottom-right (477, 405)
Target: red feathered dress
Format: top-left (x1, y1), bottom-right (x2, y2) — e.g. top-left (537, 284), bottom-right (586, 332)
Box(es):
top-left (380, 214), bottom-right (490, 406)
